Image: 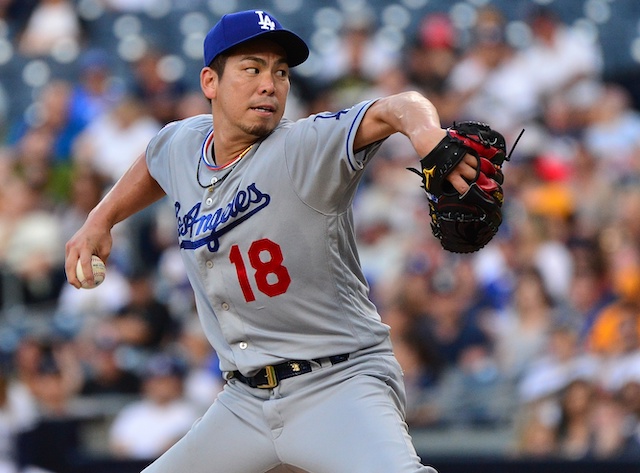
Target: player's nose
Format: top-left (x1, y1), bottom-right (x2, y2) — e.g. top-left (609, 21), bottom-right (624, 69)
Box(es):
top-left (258, 74), bottom-right (276, 95)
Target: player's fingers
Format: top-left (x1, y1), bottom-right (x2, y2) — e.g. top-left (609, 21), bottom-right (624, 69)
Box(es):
top-left (79, 252), bottom-right (96, 287)
top-left (462, 153), bottom-right (478, 168)
top-left (447, 155), bottom-right (477, 187)
top-left (64, 246), bottom-right (82, 289)
top-left (65, 238), bottom-right (97, 289)
top-left (447, 173), bottom-right (471, 195)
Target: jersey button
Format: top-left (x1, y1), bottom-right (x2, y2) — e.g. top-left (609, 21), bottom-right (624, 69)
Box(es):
top-left (206, 260), bottom-right (214, 269)
top-left (239, 342), bottom-right (248, 350)
top-left (222, 302), bottom-right (230, 311)
top-left (205, 197), bottom-right (213, 206)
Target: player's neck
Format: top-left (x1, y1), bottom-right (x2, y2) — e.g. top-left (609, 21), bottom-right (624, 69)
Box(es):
top-left (211, 132), bottom-right (257, 167)
top-left (211, 144), bottom-right (253, 167)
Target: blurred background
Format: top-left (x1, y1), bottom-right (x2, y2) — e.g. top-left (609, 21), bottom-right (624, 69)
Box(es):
top-left (1, 0), bottom-right (640, 472)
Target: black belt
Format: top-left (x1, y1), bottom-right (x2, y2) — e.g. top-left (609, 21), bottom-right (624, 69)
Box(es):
top-left (231, 354), bottom-right (349, 389)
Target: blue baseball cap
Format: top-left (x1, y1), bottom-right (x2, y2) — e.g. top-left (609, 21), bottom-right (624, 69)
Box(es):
top-left (203, 10), bottom-right (309, 67)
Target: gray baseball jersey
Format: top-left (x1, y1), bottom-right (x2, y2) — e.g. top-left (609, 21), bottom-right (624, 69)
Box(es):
top-left (147, 100), bottom-right (389, 375)
top-left (143, 100), bottom-right (435, 473)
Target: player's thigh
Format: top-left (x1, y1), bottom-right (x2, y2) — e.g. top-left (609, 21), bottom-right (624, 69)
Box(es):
top-left (142, 384), bottom-right (280, 473)
top-left (279, 357), bottom-right (433, 473)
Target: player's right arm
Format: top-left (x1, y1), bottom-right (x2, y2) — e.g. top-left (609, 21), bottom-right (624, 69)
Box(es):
top-left (65, 153), bottom-right (166, 288)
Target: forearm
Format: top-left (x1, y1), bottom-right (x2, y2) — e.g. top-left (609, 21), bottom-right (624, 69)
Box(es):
top-left (355, 91), bottom-right (446, 156)
top-left (88, 153), bottom-right (165, 230)
top-left (65, 154), bottom-right (165, 287)
top-left (356, 91), bottom-right (478, 195)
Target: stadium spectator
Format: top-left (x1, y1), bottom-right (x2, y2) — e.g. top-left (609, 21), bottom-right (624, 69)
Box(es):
top-left (517, 5), bottom-right (603, 112)
top-left (0, 173), bottom-right (65, 309)
top-left (0, 364), bottom-right (38, 473)
top-left (15, 342), bottom-right (84, 473)
top-left (17, 0), bottom-right (82, 57)
top-left (583, 83), bottom-right (640, 184)
top-left (381, 298), bottom-right (443, 427)
top-left (73, 95), bottom-right (161, 185)
top-left (556, 378), bottom-right (597, 459)
top-left (405, 13), bottom-right (458, 123)
top-left (68, 48), bottom-right (125, 131)
top-left (408, 263), bottom-right (505, 425)
top-left (445, 6), bottom-right (532, 133)
top-left (0, 0), bottom-right (38, 40)
top-left (515, 410), bottom-right (558, 458)
top-left (111, 269), bottom-right (178, 351)
top-left (316, 13), bottom-right (401, 110)
top-left (177, 316), bottom-right (223, 414)
top-left (56, 165), bottom-right (107, 245)
top-left (174, 91), bottom-right (211, 120)
top-left (108, 353), bottom-right (199, 460)
top-left (129, 48), bottom-right (190, 126)
top-left (567, 240), bottom-right (618, 347)
top-left (8, 80), bottom-right (85, 166)
top-left (491, 266), bottom-right (558, 381)
top-left (614, 361), bottom-right (640, 457)
top-left (566, 143), bottom-right (616, 239)
top-left (588, 300), bottom-right (640, 358)
top-left (587, 395), bottom-right (640, 459)
top-left (78, 332), bottom-right (141, 397)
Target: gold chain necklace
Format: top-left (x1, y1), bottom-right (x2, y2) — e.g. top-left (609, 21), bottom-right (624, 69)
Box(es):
top-left (196, 143), bottom-right (253, 191)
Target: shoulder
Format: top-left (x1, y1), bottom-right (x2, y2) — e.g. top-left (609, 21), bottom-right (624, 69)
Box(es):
top-left (281, 101), bottom-right (376, 139)
top-left (158, 114), bottom-right (212, 139)
top-left (310, 100), bottom-right (376, 122)
top-left (148, 114), bottom-right (211, 156)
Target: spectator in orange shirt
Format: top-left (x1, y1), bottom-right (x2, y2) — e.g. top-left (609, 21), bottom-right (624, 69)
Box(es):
top-left (588, 299), bottom-right (640, 357)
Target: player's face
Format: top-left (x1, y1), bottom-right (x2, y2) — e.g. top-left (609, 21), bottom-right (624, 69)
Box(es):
top-left (212, 40), bottom-right (290, 139)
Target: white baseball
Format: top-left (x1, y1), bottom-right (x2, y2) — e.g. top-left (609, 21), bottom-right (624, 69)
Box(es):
top-left (76, 255), bottom-right (106, 289)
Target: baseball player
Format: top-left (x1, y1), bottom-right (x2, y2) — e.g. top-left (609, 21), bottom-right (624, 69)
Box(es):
top-left (65, 9), bottom-right (481, 473)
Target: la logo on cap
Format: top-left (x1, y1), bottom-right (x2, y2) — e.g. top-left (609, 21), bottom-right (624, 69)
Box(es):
top-left (203, 9), bottom-right (310, 67)
top-left (256, 11), bottom-right (276, 31)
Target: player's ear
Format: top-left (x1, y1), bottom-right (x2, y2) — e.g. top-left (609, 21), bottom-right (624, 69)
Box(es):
top-left (200, 67), bottom-right (218, 100)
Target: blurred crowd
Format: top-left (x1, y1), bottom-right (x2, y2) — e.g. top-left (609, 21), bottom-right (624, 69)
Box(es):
top-left (1, 1), bottom-right (640, 472)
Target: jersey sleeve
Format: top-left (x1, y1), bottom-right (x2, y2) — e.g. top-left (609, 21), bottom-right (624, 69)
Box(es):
top-left (284, 99), bottom-right (385, 213)
top-left (145, 115), bottom-right (210, 197)
top-left (145, 120), bottom-right (180, 193)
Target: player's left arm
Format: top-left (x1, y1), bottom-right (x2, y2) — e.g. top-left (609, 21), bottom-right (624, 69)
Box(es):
top-left (354, 91), bottom-right (476, 194)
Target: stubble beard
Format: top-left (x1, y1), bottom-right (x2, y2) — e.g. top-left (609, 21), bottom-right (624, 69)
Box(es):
top-left (240, 122), bottom-right (276, 139)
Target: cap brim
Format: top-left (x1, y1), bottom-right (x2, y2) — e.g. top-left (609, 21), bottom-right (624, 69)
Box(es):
top-left (219, 29), bottom-right (309, 67)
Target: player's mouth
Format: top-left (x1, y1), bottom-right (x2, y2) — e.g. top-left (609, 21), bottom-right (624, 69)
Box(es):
top-left (251, 105), bottom-right (276, 115)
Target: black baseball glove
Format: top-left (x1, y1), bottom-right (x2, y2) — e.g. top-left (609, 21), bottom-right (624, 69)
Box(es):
top-left (408, 121), bottom-right (516, 253)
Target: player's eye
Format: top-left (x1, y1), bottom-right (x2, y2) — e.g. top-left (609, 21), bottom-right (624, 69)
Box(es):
top-left (246, 67), bottom-right (259, 74)
top-left (276, 69), bottom-right (288, 79)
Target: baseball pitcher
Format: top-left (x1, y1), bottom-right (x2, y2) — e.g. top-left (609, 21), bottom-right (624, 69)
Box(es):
top-left (66, 9), bottom-right (508, 473)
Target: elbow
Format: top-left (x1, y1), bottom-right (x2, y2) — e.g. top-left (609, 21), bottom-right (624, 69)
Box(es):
top-left (399, 90), bottom-right (427, 103)
top-left (387, 91), bottom-right (441, 130)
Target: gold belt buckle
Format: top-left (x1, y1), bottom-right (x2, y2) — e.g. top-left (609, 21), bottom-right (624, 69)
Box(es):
top-left (257, 365), bottom-right (278, 389)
